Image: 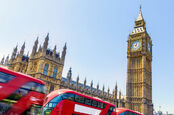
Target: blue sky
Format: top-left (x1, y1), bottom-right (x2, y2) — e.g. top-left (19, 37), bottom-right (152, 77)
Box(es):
top-left (0, 0), bottom-right (173, 113)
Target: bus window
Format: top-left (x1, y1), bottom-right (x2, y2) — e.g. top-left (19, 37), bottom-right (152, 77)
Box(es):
top-left (0, 72), bottom-right (15, 83)
top-left (75, 95), bottom-right (85, 104)
top-left (8, 82), bottom-right (46, 101)
top-left (92, 100), bottom-right (98, 107)
top-left (44, 95), bottom-right (62, 109)
top-left (62, 93), bottom-right (74, 101)
top-left (120, 111), bottom-right (138, 115)
top-left (98, 102), bottom-right (102, 108)
top-left (21, 82), bottom-right (35, 90)
top-left (98, 102), bottom-right (106, 109)
top-left (21, 82), bottom-right (46, 94)
top-left (43, 95), bottom-right (62, 114)
top-left (85, 98), bottom-right (92, 106)
top-left (109, 106), bottom-right (114, 112)
top-left (107, 106), bottom-right (115, 115)
top-left (8, 88), bottom-right (29, 100)
top-left (48, 96), bottom-right (62, 108)
top-left (35, 83), bottom-right (46, 94)
top-left (103, 103), bottom-right (106, 109)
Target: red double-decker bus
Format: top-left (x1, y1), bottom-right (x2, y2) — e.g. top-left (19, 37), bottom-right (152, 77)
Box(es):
top-left (0, 67), bottom-right (46, 115)
top-left (42, 89), bottom-right (116, 115)
top-left (116, 108), bottom-right (143, 115)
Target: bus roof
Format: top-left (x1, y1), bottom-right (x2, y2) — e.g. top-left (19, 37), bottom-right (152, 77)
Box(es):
top-left (0, 67), bottom-right (45, 85)
top-left (116, 108), bottom-right (143, 115)
top-left (47, 89), bottom-right (115, 106)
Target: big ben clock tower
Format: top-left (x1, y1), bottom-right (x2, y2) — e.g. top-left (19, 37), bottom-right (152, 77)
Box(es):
top-left (126, 6), bottom-right (153, 115)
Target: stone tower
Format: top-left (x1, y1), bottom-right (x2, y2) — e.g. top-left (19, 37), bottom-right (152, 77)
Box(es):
top-left (26, 33), bottom-right (66, 93)
top-left (8, 33), bottom-right (66, 94)
top-left (126, 6), bottom-right (153, 115)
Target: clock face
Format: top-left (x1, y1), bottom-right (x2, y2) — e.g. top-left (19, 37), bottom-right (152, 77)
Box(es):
top-left (147, 42), bottom-right (151, 52)
top-left (131, 41), bottom-right (141, 51)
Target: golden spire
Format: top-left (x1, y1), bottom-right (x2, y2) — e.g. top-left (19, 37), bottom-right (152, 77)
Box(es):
top-left (130, 5), bottom-right (146, 35)
top-left (136, 5), bottom-right (143, 21)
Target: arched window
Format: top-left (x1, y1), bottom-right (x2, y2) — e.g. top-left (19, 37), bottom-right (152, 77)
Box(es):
top-left (43, 64), bottom-right (49, 76)
top-left (53, 67), bottom-right (58, 78)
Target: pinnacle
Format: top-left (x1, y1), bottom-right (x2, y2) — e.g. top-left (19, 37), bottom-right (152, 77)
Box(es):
top-left (136, 5), bottom-right (144, 21)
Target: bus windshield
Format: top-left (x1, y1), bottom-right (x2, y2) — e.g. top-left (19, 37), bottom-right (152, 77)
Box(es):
top-left (120, 111), bottom-right (140, 115)
top-left (43, 94), bottom-right (63, 115)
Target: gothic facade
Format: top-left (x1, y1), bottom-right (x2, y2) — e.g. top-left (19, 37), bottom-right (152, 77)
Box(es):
top-left (0, 33), bottom-right (125, 108)
top-left (126, 7), bottom-right (153, 115)
top-left (60, 68), bottom-right (121, 107)
top-left (5, 33), bottom-right (66, 94)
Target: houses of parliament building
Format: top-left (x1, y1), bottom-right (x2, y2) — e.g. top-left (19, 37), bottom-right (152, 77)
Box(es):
top-left (0, 7), bottom-right (153, 115)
